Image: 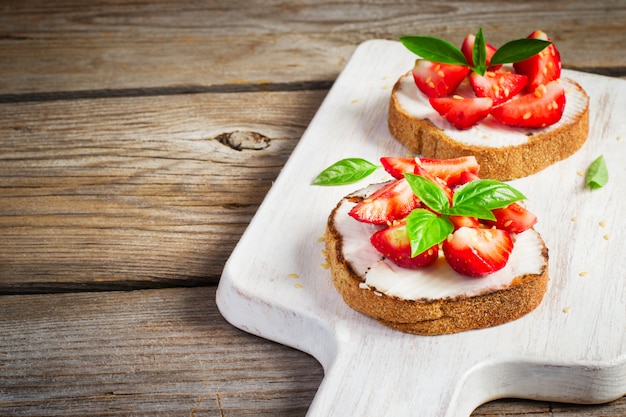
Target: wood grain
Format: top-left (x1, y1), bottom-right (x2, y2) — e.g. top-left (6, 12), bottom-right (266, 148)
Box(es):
top-left (0, 286), bottom-right (623, 416)
top-left (0, 0), bottom-right (624, 96)
top-left (0, 90), bottom-right (326, 293)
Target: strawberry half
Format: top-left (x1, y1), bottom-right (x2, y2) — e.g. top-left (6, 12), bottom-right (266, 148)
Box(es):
top-left (429, 95), bottom-right (493, 130)
top-left (460, 33), bottom-right (501, 70)
top-left (380, 157), bottom-right (418, 179)
top-left (370, 220), bottom-right (439, 269)
top-left (513, 30), bottom-right (562, 92)
top-left (442, 226), bottom-right (513, 277)
top-left (418, 156), bottom-right (480, 188)
top-left (489, 202), bottom-right (537, 234)
top-left (469, 71), bottom-right (528, 106)
top-left (348, 178), bottom-right (420, 225)
top-left (412, 59), bottom-right (470, 98)
top-left (490, 80), bottom-right (565, 128)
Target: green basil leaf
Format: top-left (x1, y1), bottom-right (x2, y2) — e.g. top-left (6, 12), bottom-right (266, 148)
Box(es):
top-left (446, 204), bottom-right (496, 221)
top-left (472, 28), bottom-right (487, 75)
top-left (490, 38), bottom-right (552, 65)
top-left (405, 173), bottom-right (450, 213)
top-left (399, 36), bottom-right (468, 66)
top-left (586, 155), bottom-right (608, 189)
top-left (453, 179), bottom-right (526, 210)
top-left (312, 158), bottom-right (378, 185)
top-left (406, 209), bottom-right (453, 257)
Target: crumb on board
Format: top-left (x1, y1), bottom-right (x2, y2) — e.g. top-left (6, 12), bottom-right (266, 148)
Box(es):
top-left (320, 263), bottom-right (331, 269)
top-left (599, 220), bottom-right (606, 227)
top-left (317, 234), bottom-right (326, 242)
top-left (604, 234), bottom-right (610, 241)
top-left (579, 271), bottom-right (589, 277)
top-left (288, 273), bottom-right (299, 279)
top-left (562, 306), bottom-right (572, 313)
top-left (576, 170), bottom-right (584, 177)
top-left (571, 216), bottom-right (578, 222)
top-left (351, 99), bottom-right (359, 104)
top-left (294, 283), bottom-right (303, 289)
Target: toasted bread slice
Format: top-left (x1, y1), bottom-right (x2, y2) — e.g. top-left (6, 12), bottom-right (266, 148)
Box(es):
top-left (325, 183), bottom-right (549, 335)
top-left (388, 72), bottom-right (589, 180)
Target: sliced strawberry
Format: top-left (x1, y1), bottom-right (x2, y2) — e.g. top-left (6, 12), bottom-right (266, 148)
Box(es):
top-left (513, 30), bottom-right (562, 92)
top-left (370, 220), bottom-right (439, 269)
top-left (490, 81), bottom-right (565, 128)
top-left (469, 71), bottom-right (528, 106)
top-left (429, 95), bottom-right (493, 130)
top-left (418, 156), bottom-right (480, 188)
top-left (460, 33), bottom-right (501, 70)
top-left (442, 226), bottom-right (513, 277)
top-left (380, 157), bottom-right (418, 179)
top-left (349, 178), bottom-right (420, 225)
top-left (456, 171), bottom-right (481, 187)
top-left (488, 203), bottom-right (537, 234)
top-left (414, 164), bottom-right (453, 204)
top-left (449, 215), bottom-right (480, 230)
top-left (412, 59), bottom-right (470, 98)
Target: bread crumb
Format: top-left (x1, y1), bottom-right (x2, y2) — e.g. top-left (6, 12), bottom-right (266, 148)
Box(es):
top-left (294, 283), bottom-right (303, 289)
top-left (603, 234), bottom-right (610, 241)
top-left (317, 234), bottom-right (326, 242)
top-left (562, 306), bottom-right (572, 313)
top-left (599, 220), bottom-right (606, 227)
top-left (288, 273), bottom-right (299, 279)
top-left (351, 99), bottom-right (359, 104)
top-left (482, 135), bottom-right (490, 140)
top-left (579, 271), bottom-right (589, 277)
top-left (617, 135), bottom-right (622, 141)
top-left (382, 85), bottom-right (390, 90)
top-left (321, 263), bottom-right (331, 269)
top-left (576, 170), bottom-right (584, 176)
top-left (571, 216), bottom-right (578, 222)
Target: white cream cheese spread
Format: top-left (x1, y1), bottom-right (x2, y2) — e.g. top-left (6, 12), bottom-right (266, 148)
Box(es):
top-left (394, 71), bottom-right (589, 148)
top-left (333, 185), bottom-right (546, 301)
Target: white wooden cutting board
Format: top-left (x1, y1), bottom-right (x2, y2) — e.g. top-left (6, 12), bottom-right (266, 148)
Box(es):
top-left (217, 39), bottom-right (626, 416)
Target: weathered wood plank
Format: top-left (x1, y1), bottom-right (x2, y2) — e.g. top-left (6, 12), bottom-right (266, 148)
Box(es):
top-left (0, 287), bottom-right (623, 416)
top-left (0, 0), bottom-right (624, 96)
top-left (0, 89), bottom-right (326, 293)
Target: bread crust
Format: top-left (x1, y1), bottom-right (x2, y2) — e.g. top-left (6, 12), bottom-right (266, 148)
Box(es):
top-left (388, 75), bottom-right (589, 180)
top-left (325, 193), bottom-right (549, 336)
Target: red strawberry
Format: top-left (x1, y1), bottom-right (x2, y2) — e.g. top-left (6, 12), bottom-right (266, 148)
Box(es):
top-left (414, 164), bottom-right (453, 204)
top-left (370, 220), bottom-right (439, 269)
top-left (456, 171), bottom-right (481, 187)
top-left (489, 203), bottom-right (537, 234)
top-left (460, 33), bottom-right (501, 70)
top-left (513, 30), bottom-right (562, 92)
top-left (469, 71), bottom-right (528, 106)
top-left (418, 156), bottom-right (480, 188)
top-left (449, 215), bottom-right (480, 230)
top-left (442, 226), bottom-right (514, 277)
top-left (490, 81), bottom-right (565, 128)
top-left (429, 95), bottom-right (493, 130)
top-left (380, 157), bottom-right (418, 179)
top-left (349, 178), bottom-right (420, 225)
top-left (412, 59), bottom-right (470, 98)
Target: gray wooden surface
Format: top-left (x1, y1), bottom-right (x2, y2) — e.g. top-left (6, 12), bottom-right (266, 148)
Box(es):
top-left (1, 1), bottom-right (624, 415)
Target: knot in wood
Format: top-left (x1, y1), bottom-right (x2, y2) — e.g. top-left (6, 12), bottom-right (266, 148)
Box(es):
top-left (215, 130), bottom-right (270, 151)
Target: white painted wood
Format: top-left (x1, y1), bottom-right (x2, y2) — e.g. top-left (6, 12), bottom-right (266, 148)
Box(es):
top-left (217, 40), bottom-right (626, 416)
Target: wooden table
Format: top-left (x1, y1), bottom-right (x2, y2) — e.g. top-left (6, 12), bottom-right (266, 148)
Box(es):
top-left (1, 1), bottom-right (624, 416)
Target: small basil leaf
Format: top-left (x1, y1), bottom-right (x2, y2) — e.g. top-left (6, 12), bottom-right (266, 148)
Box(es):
top-left (453, 179), bottom-right (526, 210)
top-left (406, 209), bottom-right (453, 257)
top-left (312, 158), bottom-right (378, 185)
top-left (586, 155), bottom-right (608, 189)
top-left (399, 36), bottom-right (468, 66)
top-left (446, 204), bottom-right (496, 221)
top-left (473, 28), bottom-right (487, 75)
top-left (490, 38), bottom-right (552, 66)
top-left (405, 173), bottom-right (450, 213)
